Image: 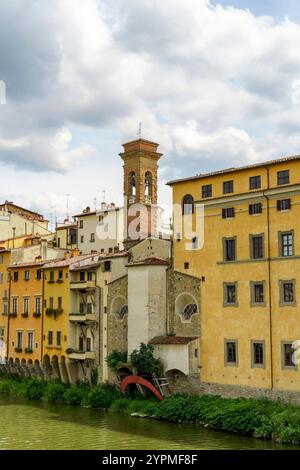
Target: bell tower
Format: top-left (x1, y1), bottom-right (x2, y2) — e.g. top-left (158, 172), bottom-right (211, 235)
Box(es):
top-left (120, 138), bottom-right (162, 243)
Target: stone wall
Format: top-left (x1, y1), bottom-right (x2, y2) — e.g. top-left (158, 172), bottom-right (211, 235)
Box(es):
top-left (107, 275), bottom-right (128, 382)
top-left (198, 381), bottom-right (300, 406)
top-left (167, 270), bottom-right (200, 337)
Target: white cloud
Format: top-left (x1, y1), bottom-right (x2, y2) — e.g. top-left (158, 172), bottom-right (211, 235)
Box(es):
top-left (0, 0), bottom-right (300, 179)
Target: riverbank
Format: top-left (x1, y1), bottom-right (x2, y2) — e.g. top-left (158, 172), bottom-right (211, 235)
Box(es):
top-left (1, 376), bottom-right (300, 445)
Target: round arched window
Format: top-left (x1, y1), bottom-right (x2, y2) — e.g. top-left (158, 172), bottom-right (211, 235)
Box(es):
top-left (182, 194), bottom-right (194, 215)
top-left (182, 303), bottom-right (198, 320)
top-left (119, 305), bottom-right (128, 320)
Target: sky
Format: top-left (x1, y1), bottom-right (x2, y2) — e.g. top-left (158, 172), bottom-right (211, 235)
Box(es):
top-left (1, 0), bottom-right (300, 225)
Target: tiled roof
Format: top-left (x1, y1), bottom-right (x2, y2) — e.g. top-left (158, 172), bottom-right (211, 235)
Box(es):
top-left (127, 257), bottom-right (170, 267)
top-left (9, 261), bottom-right (46, 268)
top-left (42, 254), bottom-right (93, 269)
top-left (149, 336), bottom-right (199, 345)
top-left (167, 154), bottom-right (300, 186)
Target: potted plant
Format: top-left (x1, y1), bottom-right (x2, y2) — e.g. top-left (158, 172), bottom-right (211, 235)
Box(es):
top-left (33, 312), bottom-right (41, 318)
top-left (25, 348), bottom-right (33, 354)
top-left (14, 347), bottom-right (22, 353)
top-left (21, 312), bottom-right (29, 318)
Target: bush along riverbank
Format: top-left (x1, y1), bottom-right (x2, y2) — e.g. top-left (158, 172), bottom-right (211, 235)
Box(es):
top-left (1, 376), bottom-right (300, 445)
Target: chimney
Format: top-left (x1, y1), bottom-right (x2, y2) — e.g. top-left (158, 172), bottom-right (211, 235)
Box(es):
top-left (40, 239), bottom-right (47, 260)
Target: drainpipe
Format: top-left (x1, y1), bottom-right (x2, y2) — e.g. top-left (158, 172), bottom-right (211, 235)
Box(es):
top-left (263, 167), bottom-right (274, 390)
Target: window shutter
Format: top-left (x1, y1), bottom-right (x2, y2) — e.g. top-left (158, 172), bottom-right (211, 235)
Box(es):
top-left (222, 209), bottom-right (226, 218)
top-left (249, 205), bottom-right (253, 215)
top-left (277, 200), bottom-right (281, 211)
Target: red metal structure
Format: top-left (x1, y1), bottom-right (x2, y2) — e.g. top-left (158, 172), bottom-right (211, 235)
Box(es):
top-left (120, 375), bottom-right (163, 401)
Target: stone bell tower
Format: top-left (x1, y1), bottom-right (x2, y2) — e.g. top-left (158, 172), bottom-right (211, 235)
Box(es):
top-left (120, 138), bottom-right (162, 245)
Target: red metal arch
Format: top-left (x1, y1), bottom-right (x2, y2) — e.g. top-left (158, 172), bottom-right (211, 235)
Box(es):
top-left (120, 375), bottom-right (163, 401)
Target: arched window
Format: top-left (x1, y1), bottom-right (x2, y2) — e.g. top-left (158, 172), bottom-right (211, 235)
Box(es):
top-left (182, 303), bottom-right (198, 320)
top-left (119, 305), bottom-right (128, 320)
top-left (182, 194), bottom-right (194, 215)
top-left (128, 172), bottom-right (136, 203)
top-left (144, 171), bottom-right (153, 203)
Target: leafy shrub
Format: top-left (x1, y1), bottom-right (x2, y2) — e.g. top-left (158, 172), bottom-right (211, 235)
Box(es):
top-left (130, 343), bottom-right (162, 376)
top-left (0, 380), bottom-right (11, 395)
top-left (88, 386), bottom-right (118, 409)
top-left (106, 350), bottom-right (128, 371)
top-left (63, 386), bottom-right (84, 405)
top-left (26, 379), bottom-right (45, 400)
top-left (111, 398), bottom-right (131, 412)
top-left (46, 382), bottom-right (67, 403)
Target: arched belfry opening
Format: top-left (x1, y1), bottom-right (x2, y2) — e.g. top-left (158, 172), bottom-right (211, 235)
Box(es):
top-left (120, 139), bottom-right (162, 245)
top-left (144, 171), bottom-right (153, 204)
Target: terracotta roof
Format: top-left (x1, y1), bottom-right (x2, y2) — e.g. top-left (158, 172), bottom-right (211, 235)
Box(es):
top-left (56, 224), bottom-right (77, 230)
top-left (126, 257), bottom-right (170, 267)
top-left (9, 261), bottom-right (46, 268)
top-left (149, 336), bottom-right (199, 345)
top-left (167, 154), bottom-right (300, 186)
top-left (73, 206), bottom-right (120, 218)
top-left (42, 254), bottom-right (93, 269)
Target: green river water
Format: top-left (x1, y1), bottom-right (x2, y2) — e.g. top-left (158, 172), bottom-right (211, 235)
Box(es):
top-left (0, 396), bottom-right (296, 450)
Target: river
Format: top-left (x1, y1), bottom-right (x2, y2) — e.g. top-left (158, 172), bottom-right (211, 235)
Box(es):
top-left (0, 396), bottom-right (296, 450)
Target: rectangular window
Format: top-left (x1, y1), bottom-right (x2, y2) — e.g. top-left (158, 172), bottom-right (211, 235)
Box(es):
top-left (79, 220), bottom-right (84, 229)
top-left (17, 331), bottom-right (23, 349)
top-left (282, 343), bottom-right (296, 368)
top-left (277, 170), bottom-right (290, 185)
top-left (0, 328), bottom-right (4, 348)
top-left (224, 283), bottom-right (238, 306)
top-left (13, 271), bottom-right (19, 282)
top-left (3, 303), bottom-right (8, 315)
top-left (223, 180), bottom-right (234, 194)
top-left (222, 207), bottom-right (235, 219)
top-left (70, 228), bottom-right (77, 244)
top-left (251, 282), bottom-right (265, 305)
top-left (104, 261), bottom-right (111, 272)
top-left (0, 272), bottom-right (3, 284)
top-left (80, 271), bottom-right (85, 282)
top-left (192, 237), bottom-right (198, 249)
top-left (12, 298), bottom-right (18, 314)
top-left (28, 332), bottom-right (34, 350)
top-left (202, 184), bottom-right (212, 198)
top-left (87, 272), bottom-right (93, 281)
top-left (24, 270), bottom-right (30, 281)
top-left (36, 269), bottom-right (42, 280)
top-left (48, 331), bottom-right (53, 346)
top-left (58, 297), bottom-right (63, 310)
top-left (184, 262), bottom-right (189, 270)
top-left (251, 235), bottom-right (264, 259)
top-left (49, 271), bottom-right (55, 282)
top-left (224, 238), bottom-right (236, 261)
top-left (23, 298), bottom-right (29, 314)
top-left (280, 281), bottom-right (296, 305)
top-left (86, 337), bottom-right (91, 352)
top-left (280, 232), bottom-right (294, 257)
top-left (90, 233), bottom-right (95, 243)
top-left (56, 331), bottom-right (62, 347)
top-left (35, 297), bottom-right (41, 314)
top-left (57, 237), bottom-right (61, 248)
top-left (49, 297), bottom-right (54, 309)
top-left (249, 203), bottom-right (262, 215)
top-left (249, 176), bottom-right (261, 190)
top-left (225, 340), bottom-right (238, 365)
top-left (252, 342), bottom-right (264, 367)
top-left (79, 303), bottom-right (85, 314)
top-left (277, 199), bottom-right (291, 211)
top-left (58, 270), bottom-right (63, 280)
top-left (80, 236), bottom-right (84, 243)
top-left (99, 215), bottom-right (104, 225)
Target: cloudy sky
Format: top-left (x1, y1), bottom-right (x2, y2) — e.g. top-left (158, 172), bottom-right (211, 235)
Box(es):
top-left (1, 0), bottom-right (300, 226)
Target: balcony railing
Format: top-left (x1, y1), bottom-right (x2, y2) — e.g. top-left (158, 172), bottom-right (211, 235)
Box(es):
top-left (66, 349), bottom-right (96, 361)
top-left (69, 313), bottom-right (96, 322)
top-left (70, 280), bottom-right (96, 290)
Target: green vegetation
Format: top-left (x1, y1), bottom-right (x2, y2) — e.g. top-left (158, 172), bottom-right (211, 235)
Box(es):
top-left (106, 350), bottom-right (128, 371)
top-left (130, 343), bottom-right (162, 376)
top-left (107, 343), bottom-right (162, 376)
top-left (2, 374), bottom-right (300, 445)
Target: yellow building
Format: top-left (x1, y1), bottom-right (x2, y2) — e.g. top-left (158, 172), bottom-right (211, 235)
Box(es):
top-left (169, 155), bottom-right (300, 398)
top-left (8, 261), bottom-right (44, 364)
top-left (0, 248), bottom-right (10, 362)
